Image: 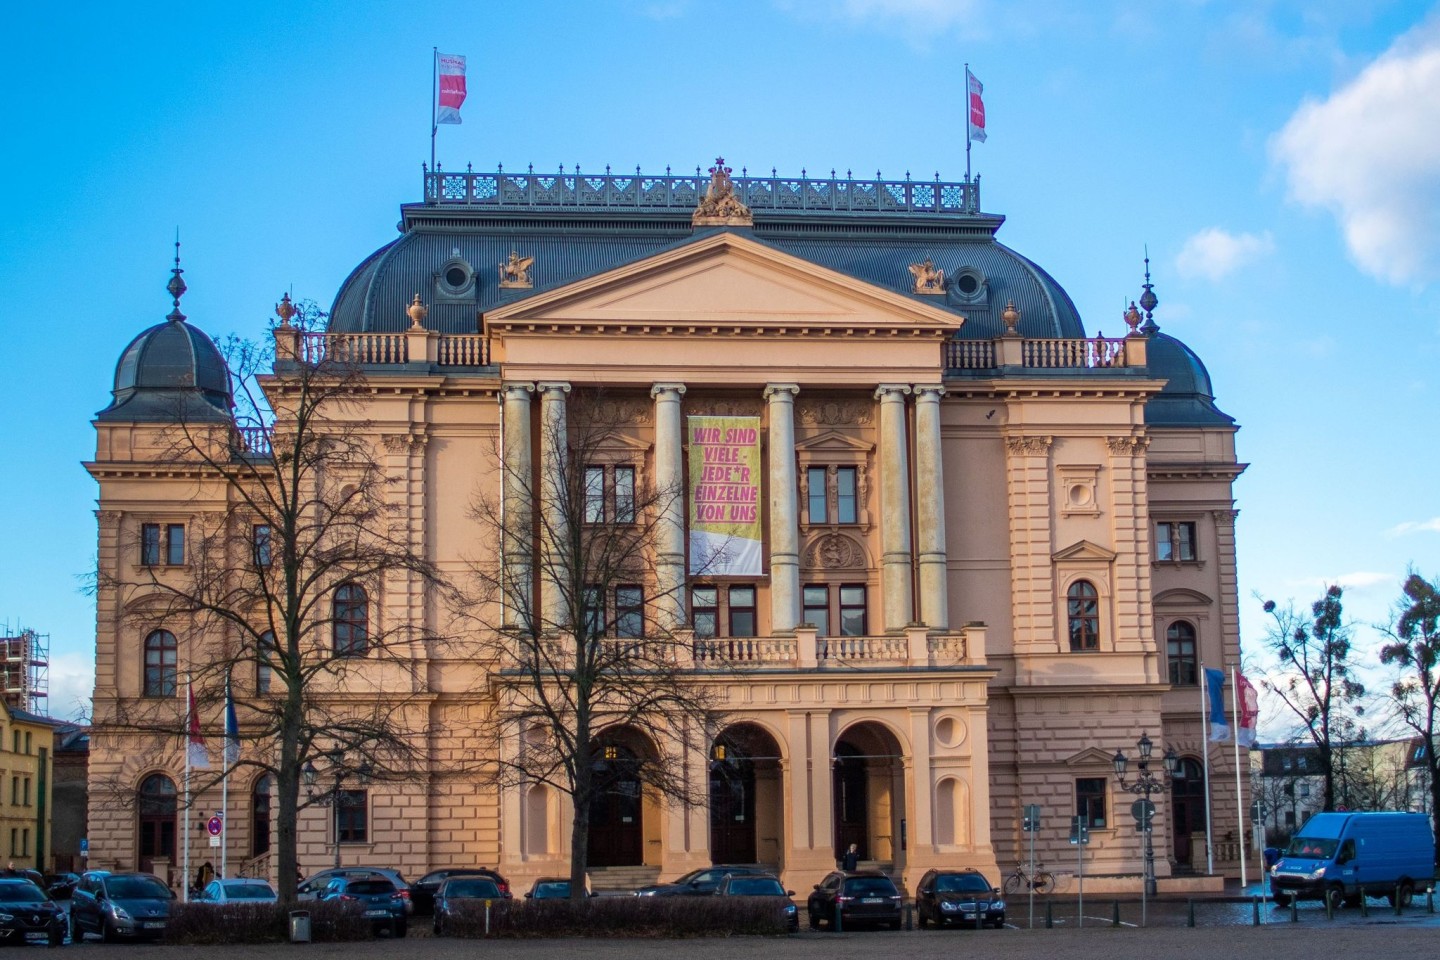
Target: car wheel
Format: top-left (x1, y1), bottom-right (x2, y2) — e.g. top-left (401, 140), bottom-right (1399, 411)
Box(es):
top-left (101, 919), bottom-right (117, 944)
top-left (68, 913), bottom-right (81, 943)
top-left (918, 912), bottom-right (929, 929)
top-left (1390, 882), bottom-right (1415, 909)
top-left (1273, 892), bottom-right (1291, 907)
top-left (1325, 885), bottom-right (1346, 913)
top-left (49, 926), bottom-right (63, 947)
top-left (394, 921), bottom-right (407, 938)
top-left (807, 911), bottom-right (819, 931)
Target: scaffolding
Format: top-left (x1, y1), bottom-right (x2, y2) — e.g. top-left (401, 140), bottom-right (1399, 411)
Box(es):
top-left (0, 623), bottom-right (48, 715)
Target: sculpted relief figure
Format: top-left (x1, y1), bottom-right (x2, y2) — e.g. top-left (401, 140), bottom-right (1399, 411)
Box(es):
top-left (692, 156), bottom-right (753, 225)
top-left (909, 258), bottom-right (945, 295)
top-left (499, 250), bottom-right (534, 288)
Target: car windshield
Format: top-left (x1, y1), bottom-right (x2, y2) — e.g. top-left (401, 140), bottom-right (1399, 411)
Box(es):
top-left (1285, 837), bottom-right (1338, 858)
top-left (726, 878), bottom-right (785, 896)
top-left (345, 880), bottom-right (394, 895)
top-left (0, 882), bottom-right (45, 903)
top-left (107, 877), bottom-right (170, 900)
top-left (843, 877), bottom-right (896, 896)
top-left (445, 880), bottom-right (500, 898)
top-left (222, 883), bottom-right (275, 899)
top-left (934, 874), bottom-right (989, 893)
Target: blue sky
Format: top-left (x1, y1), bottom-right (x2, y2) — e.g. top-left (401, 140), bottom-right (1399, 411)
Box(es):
top-left (3, 1), bottom-right (1438, 728)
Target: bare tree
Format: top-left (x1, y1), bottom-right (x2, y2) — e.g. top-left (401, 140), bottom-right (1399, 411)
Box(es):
top-left (1257, 585), bottom-right (1367, 813)
top-left (101, 300), bottom-right (452, 903)
top-left (459, 393), bottom-right (725, 898)
top-left (1379, 571), bottom-right (1440, 858)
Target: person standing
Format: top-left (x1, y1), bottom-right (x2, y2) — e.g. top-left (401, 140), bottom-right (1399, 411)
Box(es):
top-left (841, 843), bottom-right (859, 871)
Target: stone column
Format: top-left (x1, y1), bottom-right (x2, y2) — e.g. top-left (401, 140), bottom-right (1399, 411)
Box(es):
top-left (536, 383), bottom-right (571, 632)
top-left (764, 384), bottom-right (801, 633)
top-left (913, 385), bottom-right (948, 630)
top-left (875, 384), bottom-right (914, 631)
top-left (651, 383), bottom-right (688, 630)
top-left (501, 382), bottom-right (535, 628)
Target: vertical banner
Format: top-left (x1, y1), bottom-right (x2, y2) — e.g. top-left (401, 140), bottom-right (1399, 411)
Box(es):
top-left (687, 416), bottom-right (762, 576)
top-left (966, 67), bottom-right (987, 143)
top-left (436, 53), bottom-right (467, 124)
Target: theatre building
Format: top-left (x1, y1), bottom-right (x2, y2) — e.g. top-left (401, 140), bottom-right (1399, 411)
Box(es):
top-left (85, 160), bottom-right (1247, 893)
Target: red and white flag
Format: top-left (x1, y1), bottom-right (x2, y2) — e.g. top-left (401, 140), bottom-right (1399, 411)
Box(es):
top-left (967, 68), bottom-right (987, 143)
top-left (436, 53), bottom-right (467, 125)
top-left (186, 681), bottom-right (210, 769)
top-left (1236, 670), bottom-right (1260, 747)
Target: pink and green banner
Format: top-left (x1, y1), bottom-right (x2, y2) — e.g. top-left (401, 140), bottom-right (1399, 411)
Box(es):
top-left (687, 416), bottom-right (762, 576)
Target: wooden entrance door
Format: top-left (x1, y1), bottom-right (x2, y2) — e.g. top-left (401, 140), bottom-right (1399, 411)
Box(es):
top-left (588, 747), bottom-right (644, 867)
top-left (833, 743), bottom-right (868, 861)
top-left (710, 759), bottom-right (756, 864)
top-left (1171, 758), bottom-right (1207, 867)
top-left (137, 774), bottom-right (176, 874)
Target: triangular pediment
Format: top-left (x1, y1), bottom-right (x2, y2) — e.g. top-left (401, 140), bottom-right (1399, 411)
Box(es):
top-left (1052, 540), bottom-right (1117, 563)
top-left (486, 231), bottom-right (965, 333)
top-left (794, 430), bottom-right (874, 453)
top-left (1063, 747), bottom-right (1118, 767)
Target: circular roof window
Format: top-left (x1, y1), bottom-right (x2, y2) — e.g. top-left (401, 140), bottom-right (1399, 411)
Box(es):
top-left (956, 273), bottom-right (979, 295)
top-left (445, 265), bottom-right (468, 288)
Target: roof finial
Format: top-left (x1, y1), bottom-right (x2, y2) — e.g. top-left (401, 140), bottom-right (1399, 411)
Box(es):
top-left (1139, 244), bottom-right (1159, 334)
top-left (166, 230), bottom-right (187, 323)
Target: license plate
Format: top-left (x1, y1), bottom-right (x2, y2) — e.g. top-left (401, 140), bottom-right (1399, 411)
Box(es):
top-left (142, 922), bottom-right (166, 929)
top-left (363, 910), bottom-right (389, 918)
top-left (862, 897), bottom-right (884, 904)
top-left (25, 933), bottom-right (47, 941)
top-left (963, 912), bottom-right (977, 918)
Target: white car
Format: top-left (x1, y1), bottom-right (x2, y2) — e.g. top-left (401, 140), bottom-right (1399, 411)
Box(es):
top-left (196, 878), bottom-right (278, 903)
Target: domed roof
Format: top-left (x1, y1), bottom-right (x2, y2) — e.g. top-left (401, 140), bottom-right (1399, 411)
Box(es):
top-left (1143, 328), bottom-right (1234, 428)
top-left (97, 257), bottom-right (233, 423)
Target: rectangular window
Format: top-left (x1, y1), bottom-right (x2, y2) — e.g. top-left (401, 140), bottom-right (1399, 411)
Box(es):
top-left (836, 467), bottom-right (858, 524)
top-left (582, 585), bottom-right (604, 638)
top-left (140, 523), bottom-right (161, 566)
top-left (21, 829), bottom-right (28, 857)
top-left (807, 467), bottom-right (828, 524)
top-left (691, 586), bottom-right (718, 639)
top-left (728, 586), bottom-right (757, 638)
top-left (22, 778), bottom-right (29, 806)
top-left (9, 778), bottom-right (15, 805)
top-left (614, 466), bottom-right (636, 524)
top-left (584, 466), bottom-right (606, 523)
top-left (803, 585), bottom-right (830, 636)
top-left (166, 523), bottom-right (186, 565)
top-left (22, 733), bottom-right (29, 755)
top-left (839, 585), bottom-right (866, 637)
top-left (7, 829), bottom-right (13, 857)
top-left (1156, 521), bottom-right (1198, 562)
top-left (257, 632), bottom-right (276, 694)
top-left (9, 731), bottom-right (16, 753)
top-left (336, 789), bottom-right (368, 843)
top-left (1076, 777), bottom-right (1107, 829)
top-left (615, 586), bottom-right (644, 638)
top-left (253, 524), bottom-right (272, 567)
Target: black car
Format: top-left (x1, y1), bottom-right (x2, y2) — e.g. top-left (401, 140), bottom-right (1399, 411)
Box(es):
top-left (432, 876), bottom-right (504, 936)
top-left (0, 877), bottom-right (65, 946)
top-left (320, 876), bottom-right (407, 937)
top-left (915, 869), bottom-right (1005, 929)
top-left (635, 865), bottom-right (765, 897)
top-left (410, 868), bottom-right (510, 915)
top-left (44, 873), bottom-right (79, 901)
top-left (807, 871), bottom-right (903, 930)
top-left (715, 873), bottom-right (798, 932)
top-left (70, 871), bottom-right (174, 942)
top-left (525, 877), bottom-right (590, 899)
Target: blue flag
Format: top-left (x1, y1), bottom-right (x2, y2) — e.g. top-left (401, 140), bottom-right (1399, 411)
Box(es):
top-left (1205, 667), bottom-right (1230, 741)
top-left (223, 676), bottom-right (241, 766)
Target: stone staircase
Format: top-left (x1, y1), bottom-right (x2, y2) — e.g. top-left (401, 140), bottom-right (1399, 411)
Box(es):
top-left (587, 865), bottom-right (661, 893)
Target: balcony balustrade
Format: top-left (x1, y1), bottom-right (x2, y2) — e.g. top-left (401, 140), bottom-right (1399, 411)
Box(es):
top-left (944, 336), bottom-right (1137, 371)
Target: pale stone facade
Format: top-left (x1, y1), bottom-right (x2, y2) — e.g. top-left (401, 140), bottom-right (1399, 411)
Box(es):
top-left (85, 165), bottom-right (1247, 895)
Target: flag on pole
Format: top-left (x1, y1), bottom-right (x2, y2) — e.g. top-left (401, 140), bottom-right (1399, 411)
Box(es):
top-left (436, 53), bottom-right (467, 124)
top-left (186, 682), bottom-right (210, 769)
top-left (1205, 667), bottom-right (1230, 741)
top-left (966, 67), bottom-right (987, 143)
top-left (224, 675), bottom-right (241, 766)
top-left (1236, 670), bottom-right (1260, 746)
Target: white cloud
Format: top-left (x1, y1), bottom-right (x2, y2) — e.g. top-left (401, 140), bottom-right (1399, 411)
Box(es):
top-left (1174, 227), bottom-right (1275, 281)
top-left (1386, 517), bottom-right (1440, 538)
top-left (46, 652), bottom-right (93, 722)
top-left (1271, 17), bottom-right (1440, 285)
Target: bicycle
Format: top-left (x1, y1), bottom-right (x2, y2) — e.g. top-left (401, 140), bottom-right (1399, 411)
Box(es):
top-left (1003, 863), bottom-right (1056, 895)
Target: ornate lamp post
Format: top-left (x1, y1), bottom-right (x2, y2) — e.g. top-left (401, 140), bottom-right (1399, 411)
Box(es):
top-left (1113, 733), bottom-right (1181, 897)
top-left (303, 750), bottom-right (371, 869)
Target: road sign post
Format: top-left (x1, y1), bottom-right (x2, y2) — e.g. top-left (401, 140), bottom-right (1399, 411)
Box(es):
top-left (1023, 804), bottom-right (1041, 928)
top-left (1069, 815), bottom-right (1090, 927)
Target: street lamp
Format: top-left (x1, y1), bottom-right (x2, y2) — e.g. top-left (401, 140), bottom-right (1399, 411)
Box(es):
top-left (1113, 733), bottom-right (1181, 897)
top-left (303, 750), bottom-right (371, 868)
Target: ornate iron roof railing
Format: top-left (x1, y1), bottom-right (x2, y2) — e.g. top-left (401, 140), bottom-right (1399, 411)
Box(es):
top-left (423, 164), bottom-right (981, 215)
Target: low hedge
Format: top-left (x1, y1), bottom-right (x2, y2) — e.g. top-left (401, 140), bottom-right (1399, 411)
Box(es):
top-left (436, 896), bottom-right (793, 938)
top-left (165, 900), bottom-right (373, 944)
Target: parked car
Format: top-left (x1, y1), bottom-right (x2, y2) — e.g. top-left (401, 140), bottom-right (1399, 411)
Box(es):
top-left (525, 877), bottom-right (591, 899)
top-left (0, 877), bottom-right (65, 946)
top-left (195, 878), bottom-right (279, 903)
top-left (636, 865), bottom-right (766, 897)
top-left (410, 868), bottom-right (510, 915)
top-left (298, 867), bottom-right (413, 914)
top-left (1270, 811), bottom-right (1436, 909)
top-left (432, 876), bottom-right (505, 936)
top-left (715, 873), bottom-right (798, 932)
top-left (44, 873), bottom-right (80, 900)
top-left (807, 871), bottom-right (903, 930)
top-left (914, 869), bottom-right (1005, 929)
top-left (319, 876), bottom-right (407, 937)
top-left (70, 870), bottom-right (175, 942)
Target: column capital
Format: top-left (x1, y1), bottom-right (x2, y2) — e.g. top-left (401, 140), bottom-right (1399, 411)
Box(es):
top-left (500, 381), bottom-right (535, 401)
top-left (763, 383), bottom-right (801, 401)
top-left (650, 382), bottom-right (687, 401)
top-left (535, 381), bottom-right (572, 397)
top-left (874, 383), bottom-right (913, 400)
top-left (913, 383), bottom-right (947, 401)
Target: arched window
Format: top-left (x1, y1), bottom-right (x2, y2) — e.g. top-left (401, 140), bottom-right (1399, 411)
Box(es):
top-left (1067, 580), bottom-right (1099, 652)
top-left (1166, 621), bottom-right (1198, 686)
top-left (332, 584), bottom-right (368, 656)
top-left (137, 774), bottom-right (177, 868)
top-left (256, 631), bottom-right (276, 693)
top-left (252, 774), bottom-right (272, 856)
top-left (143, 630), bottom-right (178, 697)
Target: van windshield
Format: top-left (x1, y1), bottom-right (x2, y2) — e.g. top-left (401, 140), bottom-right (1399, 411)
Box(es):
top-left (1284, 837), bottom-right (1337, 858)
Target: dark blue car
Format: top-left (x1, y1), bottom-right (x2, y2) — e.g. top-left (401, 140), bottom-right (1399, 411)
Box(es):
top-left (320, 876), bottom-right (407, 937)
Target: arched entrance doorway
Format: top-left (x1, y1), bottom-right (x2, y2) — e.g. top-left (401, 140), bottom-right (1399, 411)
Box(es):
top-left (709, 723), bottom-right (783, 866)
top-left (136, 773), bottom-right (177, 874)
top-left (252, 774), bottom-right (272, 857)
top-left (587, 727), bottom-right (657, 867)
top-left (832, 722), bottom-right (906, 867)
top-left (1170, 757), bottom-right (1206, 868)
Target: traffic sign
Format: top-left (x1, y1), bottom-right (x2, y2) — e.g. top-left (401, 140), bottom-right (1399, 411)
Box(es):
top-left (79, 838), bottom-right (88, 858)
top-left (206, 815), bottom-right (224, 837)
top-left (1131, 799), bottom-right (1156, 824)
top-left (1068, 815), bottom-right (1090, 845)
top-left (1022, 804), bottom-right (1041, 833)
top-left (209, 835), bottom-right (221, 847)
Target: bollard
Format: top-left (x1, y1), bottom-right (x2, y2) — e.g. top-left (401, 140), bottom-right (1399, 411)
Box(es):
top-left (904, 902), bottom-right (913, 931)
top-left (1395, 885), bottom-right (1403, 916)
top-left (1429, 887), bottom-right (1435, 914)
top-left (1359, 892), bottom-right (1368, 918)
top-left (1187, 899), bottom-right (1195, 928)
top-left (1324, 893), bottom-right (1333, 921)
top-left (1112, 900), bottom-right (1121, 927)
top-left (1045, 899), bottom-right (1054, 929)
top-left (484, 899), bottom-right (491, 935)
top-left (1290, 898), bottom-right (1298, 923)
top-left (834, 901), bottom-right (843, 934)
top-left (1252, 896), bottom-right (1261, 926)
top-left (976, 904), bottom-right (983, 931)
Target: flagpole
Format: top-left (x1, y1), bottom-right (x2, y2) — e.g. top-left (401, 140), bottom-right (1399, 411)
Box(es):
top-left (1201, 665), bottom-right (1215, 875)
top-left (220, 669), bottom-right (229, 880)
top-left (964, 63), bottom-right (972, 185)
top-left (430, 47), bottom-right (438, 174)
top-left (1232, 665), bottom-right (1247, 888)
top-left (182, 675), bottom-right (191, 903)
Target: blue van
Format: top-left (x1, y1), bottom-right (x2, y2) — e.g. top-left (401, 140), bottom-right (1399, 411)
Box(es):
top-left (1270, 812), bottom-right (1435, 909)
